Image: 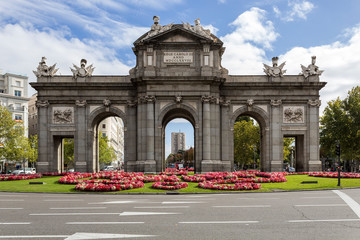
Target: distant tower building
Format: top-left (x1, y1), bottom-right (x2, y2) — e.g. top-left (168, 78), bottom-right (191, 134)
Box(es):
top-left (171, 132), bottom-right (185, 154)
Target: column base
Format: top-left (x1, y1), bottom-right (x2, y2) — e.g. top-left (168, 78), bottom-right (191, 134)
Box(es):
top-left (308, 160), bottom-right (321, 171)
top-left (270, 161), bottom-right (283, 172)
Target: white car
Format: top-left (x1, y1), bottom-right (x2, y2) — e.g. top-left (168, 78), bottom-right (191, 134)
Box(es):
top-left (12, 168), bottom-right (36, 175)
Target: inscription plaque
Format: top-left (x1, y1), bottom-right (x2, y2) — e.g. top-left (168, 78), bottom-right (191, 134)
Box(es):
top-left (164, 52), bottom-right (193, 64)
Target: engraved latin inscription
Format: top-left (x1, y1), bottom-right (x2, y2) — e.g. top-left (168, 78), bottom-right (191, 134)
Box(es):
top-left (164, 52), bottom-right (193, 64)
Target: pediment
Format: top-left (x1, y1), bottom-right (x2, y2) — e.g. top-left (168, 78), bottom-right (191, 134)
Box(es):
top-left (134, 24), bottom-right (222, 45)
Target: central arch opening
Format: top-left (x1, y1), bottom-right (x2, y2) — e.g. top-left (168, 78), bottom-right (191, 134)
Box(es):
top-left (161, 108), bottom-right (196, 172)
top-left (233, 115), bottom-right (261, 171)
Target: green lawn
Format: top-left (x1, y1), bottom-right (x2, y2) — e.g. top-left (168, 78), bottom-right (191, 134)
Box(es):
top-left (0, 175), bottom-right (360, 194)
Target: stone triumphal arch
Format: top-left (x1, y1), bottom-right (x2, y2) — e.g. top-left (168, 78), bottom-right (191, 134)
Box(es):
top-left (31, 18), bottom-right (326, 173)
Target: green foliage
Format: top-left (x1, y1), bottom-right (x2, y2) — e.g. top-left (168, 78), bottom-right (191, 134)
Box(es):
top-left (0, 106), bottom-right (38, 165)
top-left (63, 138), bottom-right (74, 169)
top-left (27, 135), bottom-right (38, 164)
top-left (0, 106), bottom-right (15, 141)
top-left (233, 120), bottom-right (260, 169)
top-left (320, 86), bottom-right (360, 164)
top-left (283, 137), bottom-right (295, 162)
top-left (99, 133), bottom-right (116, 164)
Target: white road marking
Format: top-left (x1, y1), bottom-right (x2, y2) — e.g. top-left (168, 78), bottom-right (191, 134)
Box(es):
top-left (162, 201), bottom-right (204, 204)
top-left (44, 199), bottom-right (83, 202)
top-left (119, 211), bottom-right (180, 216)
top-left (89, 201), bottom-right (135, 204)
top-left (0, 233), bottom-right (156, 239)
top-left (65, 232), bottom-right (156, 239)
top-left (0, 222), bottom-right (31, 225)
top-left (0, 194), bottom-right (27, 197)
top-left (134, 206), bottom-right (189, 209)
top-left (50, 207), bottom-right (107, 210)
top-left (238, 198), bottom-right (279, 200)
top-left (179, 221), bottom-right (259, 224)
top-left (66, 222), bottom-right (144, 225)
top-left (301, 197), bottom-right (337, 199)
top-left (30, 213), bottom-right (120, 216)
top-left (0, 208), bottom-right (24, 210)
top-left (0, 199), bottom-right (24, 201)
top-left (213, 205), bottom-right (271, 208)
top-left (333, 190), bottom-right (360, 218)
top-left (288, 219), bottom-right (360, 223)
top-left (294, 204), bottom-right (347, 207)
top-left (0, 235), bottom-right (67, 238)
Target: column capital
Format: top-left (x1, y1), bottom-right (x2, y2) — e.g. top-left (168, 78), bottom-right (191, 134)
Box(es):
top-left (308, 99), bottom-right (321, 107)
top-left (36, 100), bottom-right (49, 108)
top-left (75, 100), bottom-right (87, 107)
top-left (270, 99), bottom-right (282, 107)
top-left (138, 95), bottom-right (156, 103)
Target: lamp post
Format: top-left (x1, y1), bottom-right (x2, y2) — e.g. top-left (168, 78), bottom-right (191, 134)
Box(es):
top-left (336, 140), bottom-right (341, 187)
top-left (253, 144), bottom-right (256, 169)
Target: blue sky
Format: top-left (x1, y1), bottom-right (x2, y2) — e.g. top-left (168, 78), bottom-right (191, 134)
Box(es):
top-left (1, 0), bottom-right (360, 156)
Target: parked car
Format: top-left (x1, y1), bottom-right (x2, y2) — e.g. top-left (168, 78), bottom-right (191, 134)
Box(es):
top-left (289, 167), bottom-right (295, 173)
top-left (103, 166), bottom-right (115, 171)
top-left (12, 168), bottom-right (36, 175)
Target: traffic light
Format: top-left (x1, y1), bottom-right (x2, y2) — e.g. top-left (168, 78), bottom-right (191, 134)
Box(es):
top-left (335, 144), bottom-right (341, 156)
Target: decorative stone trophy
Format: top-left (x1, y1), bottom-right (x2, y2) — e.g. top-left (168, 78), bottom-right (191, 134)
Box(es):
top-left (263, 57), bottom-right (286, 77)
top-left (33, 57), bottom-right (58, 77)
top-left (70, 59), bottom-right (95, 79)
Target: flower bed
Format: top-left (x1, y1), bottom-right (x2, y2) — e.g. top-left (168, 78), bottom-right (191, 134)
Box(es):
top-left (162, 168), bottom-right (188, 176)
top-left (151, 174), bottom-right (188, 190)
top-left (182, 174), bottom-right (206, 182)
top-left (75, 181), bottom-right (144, 192)
top-left (58, 173), bottom-right (92, 184)
top-left (0, 174), bottom-right (42, 181)
top-left (309, 172), bottom-right (360, 178)
top-left (198, 181), bottom-right (261, 191)
top-left (152, 181), bottom-right (188, 190)
top-left (143, 175), bottom-right (163, 183)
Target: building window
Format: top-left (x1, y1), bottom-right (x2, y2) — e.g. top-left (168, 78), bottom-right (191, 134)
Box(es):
top-left (15, 115), bottom-right (22, 120)
top-left (102, 133), bottom-right (106, 137)
top-left (14, 90), bottom-right (21, 97)
top-left (0, 89), bottom-right (4, 93)
top-left (15, 81), bottom-right (21, 87)
top-left (102, 124), bottom-right (106, 129)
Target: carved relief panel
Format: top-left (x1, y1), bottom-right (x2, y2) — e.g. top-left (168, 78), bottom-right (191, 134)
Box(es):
top-left (283, 106), bottom-right (304, 124)
top-left (52, 107), bottom-right (74, 124)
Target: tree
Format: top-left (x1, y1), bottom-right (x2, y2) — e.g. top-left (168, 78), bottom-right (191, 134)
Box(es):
top-left (283, 137), bottom-right (295, 164)
top-left (99, 133), bottom-right (116, 165)
top-left (63, 138), bottom-right (74, 169)
top-left (233, 120), bottom-right (260, 169)
top-left (0, 106), bottom-right (38, 168)
top-left (1, 121), bottom-right (30, 163)
top-left (320, 86), bottom-right (360, 171)
top-left (27, 135), bottom-right (38, 167)
top-left (0, 106), bottom-right (15, 141)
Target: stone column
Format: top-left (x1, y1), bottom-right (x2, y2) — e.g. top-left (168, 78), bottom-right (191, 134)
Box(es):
top-left (220, 99), bottom-right (231, 171)
top-left (125, 100), bottom-right (137, 172)
top-left (144, 96), bottom-right (156, 173)
top-left (308, 99), bottom-right (322, 171)
top-left (201, 96), bottom-right (212, 172)
top-left (35, 100), bottom-right (50, 173)
top-left (75, 100), bottom-right (88, 172)
top-left (270, 99), bottom-right (282, 172)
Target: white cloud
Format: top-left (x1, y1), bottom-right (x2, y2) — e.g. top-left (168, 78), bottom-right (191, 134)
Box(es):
top-left (288, 1), bottom-right (314, 21)
top-left (0, 23), bottom-right (132, 96)
top-left (203, 24), bottom-right (219, 36)
top-left (279, 25), bottom-right (360, 113)
top-left (221, 7), bottom-right (279, 74)
top-left (275, 1), bottom-right (315, 22)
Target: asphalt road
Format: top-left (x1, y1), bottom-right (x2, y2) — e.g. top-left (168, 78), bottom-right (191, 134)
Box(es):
top-left (0, 189), bottom-right (360, 240)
